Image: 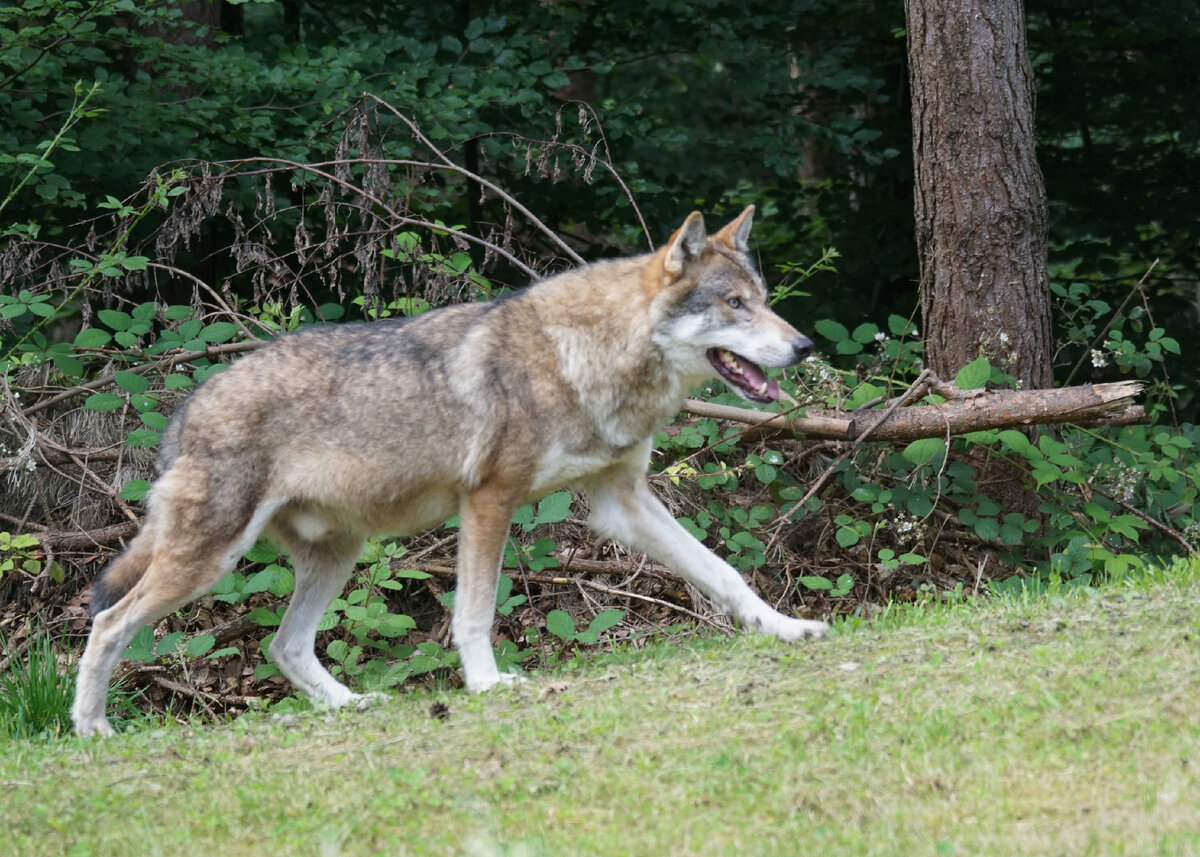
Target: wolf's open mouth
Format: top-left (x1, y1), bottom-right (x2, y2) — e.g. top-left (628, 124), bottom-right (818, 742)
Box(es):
top-left (707, 348), bottom-right (779, 403)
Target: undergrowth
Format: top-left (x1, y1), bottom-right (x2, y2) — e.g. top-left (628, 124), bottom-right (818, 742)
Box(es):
top-left (0, 94), bottom-right (1196, 729)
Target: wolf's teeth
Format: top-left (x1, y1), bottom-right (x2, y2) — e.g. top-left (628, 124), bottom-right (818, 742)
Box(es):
top-left (719, 350), bottom-right (743, 375)
top-left (757, 381), bottom-right (769, 395)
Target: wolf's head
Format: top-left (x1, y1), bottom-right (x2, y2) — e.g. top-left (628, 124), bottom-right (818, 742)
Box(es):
top-left (649, 206), bottom-right (813, 404)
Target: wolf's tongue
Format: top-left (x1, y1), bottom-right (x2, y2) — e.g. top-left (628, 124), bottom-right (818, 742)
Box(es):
top-left (707, 348), bottom-right (779, 403)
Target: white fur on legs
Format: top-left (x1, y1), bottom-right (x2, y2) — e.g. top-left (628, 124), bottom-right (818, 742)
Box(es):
top-left (453, 483), bottom-right (527, 693)
top-left (586, 468), bottom-right (829, 641)
top-left (268, 537), bottom-right (364, 709)
top-left (72, 606), bottom-right (136, 737)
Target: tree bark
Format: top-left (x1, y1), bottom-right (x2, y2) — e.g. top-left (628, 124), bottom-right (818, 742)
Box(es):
top-left (905, 0), bottom-right (1053, 391)
top-left (682, 380), bottom-right (1145, 443)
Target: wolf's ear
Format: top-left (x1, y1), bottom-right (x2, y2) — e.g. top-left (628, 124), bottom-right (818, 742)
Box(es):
top-left (713, 205), bottom-right (755, 253)
top-left (663, 211), bottom-right (708, 276)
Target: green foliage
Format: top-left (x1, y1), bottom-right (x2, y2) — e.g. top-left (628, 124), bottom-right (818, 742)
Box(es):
top-left (797, 282), bottom-right (1199, 591)
top-left (544, 609), bottom-right (626, 646)
top-left (2, 0), bottom-right (1198, 724)
top-left (0, 632), bottom-right (75, 738)
top-left (0, 531), bottom-right (44, 580)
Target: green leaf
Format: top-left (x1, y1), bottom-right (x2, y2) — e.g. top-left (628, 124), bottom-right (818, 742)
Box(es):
top-left (835, 526), bottom-right (861, 547)
top-left (199, 321), bottom-right (238, 343)
top-left (119, 479), bottom-right (151, 501)
top-left (545, 609), bottom-right (576, 641)
top-left (156, 631), bottom-right (184, 656)
top-left (97, 309), bottom-right (132, 331)
top-left (974, 517), bottom-right (1000, 541)
top-left (851, 322), bottom-right (879, 344)
top-left (888, 314), bottom-right (915, 336)
top-left (140, 411), bottom-right (168, 430)
top-left (246, 608), bottom-right (282, 627)
top-left (535, 491), bottom-right (573, 525)
top-left (184, 634), bottom-right (216, 658)
top-left (393, 567), bottom-right (432, 579)
top-left (124, 428), bottom-right (160, 448)
top-left (902, 438), bottom-right (946, 467)
top-left (243, 541), bottom-right (278, 563)
top-left (799, 576), bottom-right (833, 590)
top-left (997, 429), bottom-right (1036, 456)
top-left (954, 355), bottom-right (991, 390)
top-left (587, 609), bottom-right (625, 635)
top-left (121, 626), bottom-right (157, 662)
top-left (814, 319), bottom-right (849, 342)
top-left (52, 353), bottom-right (84, 377)
top-left (74, 328), bottom-right (111, 348)
top-left (84, 392), bottom-right (124, 411)
top-left (113, 370), bottom-right (149, 394)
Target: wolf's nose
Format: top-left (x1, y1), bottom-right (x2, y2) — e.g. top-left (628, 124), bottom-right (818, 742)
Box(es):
top-left (791, 334), bottom-right (814, 364)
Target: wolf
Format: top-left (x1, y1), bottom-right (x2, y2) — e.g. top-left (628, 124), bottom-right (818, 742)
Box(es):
top-left (71, 206), bottom-right (828, 736)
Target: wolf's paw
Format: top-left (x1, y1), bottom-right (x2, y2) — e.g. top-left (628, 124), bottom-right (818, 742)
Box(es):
top-left (465, 671), bottom-right (527, 693)
top-left (774, 617), bottom-right (829, 641)
top-left (74, 716), bottom-right (117, 738)
top-left (350, 691), bottom-right (389, 711)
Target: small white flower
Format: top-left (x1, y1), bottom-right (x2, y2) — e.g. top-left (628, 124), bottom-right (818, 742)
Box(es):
top-left (874, 331), bottom-right (887, 342)
top-left (998, 332), bottom-right (1010, 344)
top-left (1091, 349), bottom-right (1107, 368)
top-left (24, 458), bottom-right (36, 472)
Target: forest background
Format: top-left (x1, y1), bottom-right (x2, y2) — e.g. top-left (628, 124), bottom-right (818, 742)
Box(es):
top-left (1, 0), bottom-right (1198, 729)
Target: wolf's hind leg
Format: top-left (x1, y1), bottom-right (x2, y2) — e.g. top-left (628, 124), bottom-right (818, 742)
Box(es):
top-left (586, 472), bottom-right (828, 641)
top-left (268, 531), bottom-right (366, 709)
top-left (72, 529), bottom-right (246, 736)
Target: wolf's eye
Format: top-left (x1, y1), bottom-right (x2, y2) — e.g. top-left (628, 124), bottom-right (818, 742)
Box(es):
top-left (727, 297), bottom-right (742, 309)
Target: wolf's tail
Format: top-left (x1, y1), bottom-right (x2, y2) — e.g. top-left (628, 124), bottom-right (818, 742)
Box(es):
top-left (90, 525), bottom-right (157, 616)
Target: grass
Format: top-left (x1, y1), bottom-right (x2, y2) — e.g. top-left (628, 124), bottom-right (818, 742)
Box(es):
top-left (3, 559), bottom-right (1200, 856)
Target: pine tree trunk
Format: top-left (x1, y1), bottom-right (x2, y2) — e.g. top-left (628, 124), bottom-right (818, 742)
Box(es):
top-left (905, 0), bottom-right (1053, 391)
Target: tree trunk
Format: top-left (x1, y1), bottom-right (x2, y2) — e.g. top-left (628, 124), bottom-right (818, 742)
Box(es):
top-left (905, 0), bottom-right (1053, 391)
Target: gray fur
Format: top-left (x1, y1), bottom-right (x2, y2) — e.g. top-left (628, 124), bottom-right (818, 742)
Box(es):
top-left (72, 207), bottom-right (827, 737)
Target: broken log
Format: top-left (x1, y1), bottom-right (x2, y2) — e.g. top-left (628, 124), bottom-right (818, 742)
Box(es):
top-left (683, 381), bottom-right (1146, 443)
top-left (682, 400), bottom-right (858, 440)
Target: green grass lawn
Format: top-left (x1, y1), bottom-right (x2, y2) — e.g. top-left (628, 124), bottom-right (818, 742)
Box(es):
top-left (4, 560), bottom-right (1200, 856)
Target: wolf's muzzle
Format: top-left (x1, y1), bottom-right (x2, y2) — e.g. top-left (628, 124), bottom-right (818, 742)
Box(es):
top-left (791, 334), bottom-right (814, 364)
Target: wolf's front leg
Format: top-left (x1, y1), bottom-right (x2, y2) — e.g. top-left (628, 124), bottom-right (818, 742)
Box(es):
top-left (586, 473), bottom-right (828, 640)
top-left (453, 482), bottom-right (527, 692)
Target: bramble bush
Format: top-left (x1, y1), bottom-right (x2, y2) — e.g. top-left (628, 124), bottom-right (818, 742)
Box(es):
top-left (1, 85), bottom-right (1195, 726)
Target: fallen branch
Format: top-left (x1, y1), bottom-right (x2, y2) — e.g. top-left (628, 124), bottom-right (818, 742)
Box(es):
top-left (33, 521), bottom-right (139, 551)
top-left (845, 380), bottom-right (1146, 441)
top-left (684, 380), bottom-right (1145, 443)
top-left (683, 399), bottom-right (857, 440)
